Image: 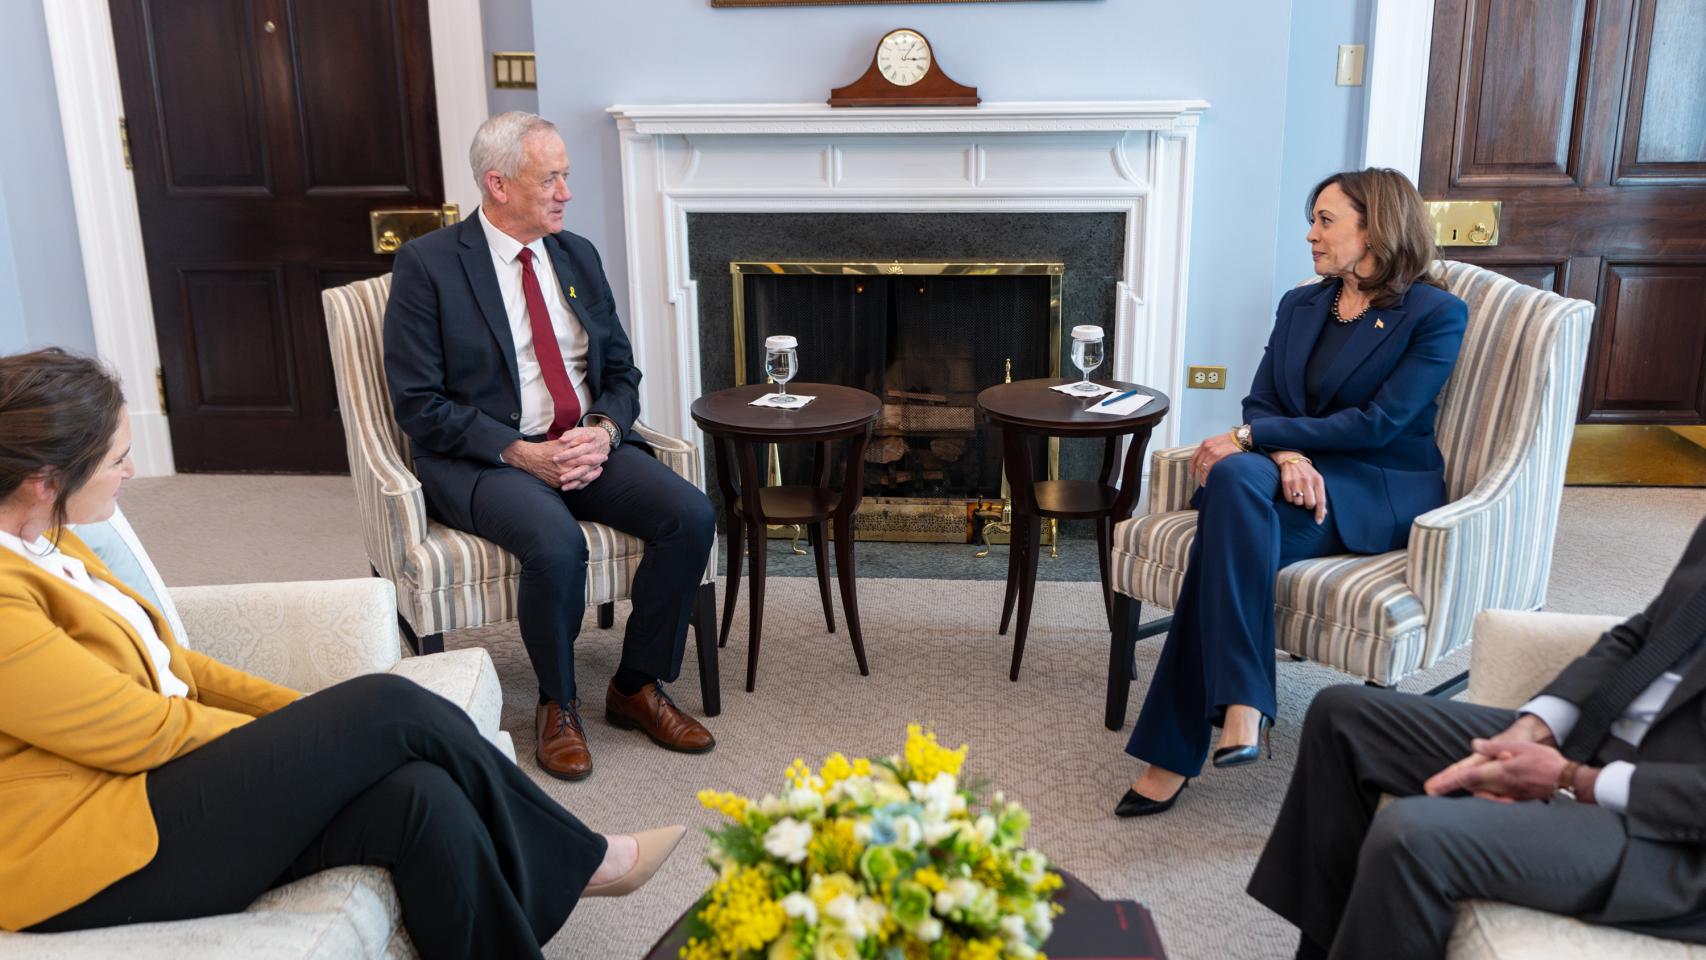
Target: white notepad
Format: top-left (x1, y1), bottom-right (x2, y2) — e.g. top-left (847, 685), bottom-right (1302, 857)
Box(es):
top-left (1086, 392), bottom-right (1155, 416)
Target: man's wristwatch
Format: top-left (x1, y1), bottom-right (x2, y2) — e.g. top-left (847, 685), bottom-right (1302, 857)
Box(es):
top-left (1555, 760), bottom-right (1581, 800)
top-left (594, 419), bottom-right (621, 449)
top-left (1232, 423), bottom-right (1253, 452)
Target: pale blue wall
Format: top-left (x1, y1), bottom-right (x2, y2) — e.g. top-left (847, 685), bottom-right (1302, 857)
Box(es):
top-left (482, 0), bottom-right (540, 116)
top-left (533, 0), bottom-right (1372, 441)
top-left (1273, 0), bottom-right (1372, 303)
top-left (0, 1), bottom-right (96, 356)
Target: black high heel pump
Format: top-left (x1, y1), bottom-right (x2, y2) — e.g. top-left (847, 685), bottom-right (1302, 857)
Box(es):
top-left (1114, 778), bottom-right (1190, 817)
top-left (1212, 714), bottom-right (1273, 768)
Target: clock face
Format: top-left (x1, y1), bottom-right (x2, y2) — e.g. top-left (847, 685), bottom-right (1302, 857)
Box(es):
top-left (876, 29), bottom-right (931, 87)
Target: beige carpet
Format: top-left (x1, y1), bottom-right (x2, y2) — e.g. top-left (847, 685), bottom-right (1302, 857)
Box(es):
top-left (118, 478), bottom-right (1706, 959)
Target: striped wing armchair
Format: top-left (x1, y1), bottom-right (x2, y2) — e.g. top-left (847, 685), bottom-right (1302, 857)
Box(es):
top-left (1104, 261), bottom-right (1595, 729)
top-left (322, 274), bottom-right (721, 715)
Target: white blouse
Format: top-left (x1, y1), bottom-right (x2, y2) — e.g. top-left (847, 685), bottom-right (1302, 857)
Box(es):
top-left (0, 529), bottom-right (188, 698)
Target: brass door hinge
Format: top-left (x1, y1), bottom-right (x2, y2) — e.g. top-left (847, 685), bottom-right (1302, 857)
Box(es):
top-left (155, 367), bottom-right (168, 413)
top-left (119, 117), bottom-right (132, 170)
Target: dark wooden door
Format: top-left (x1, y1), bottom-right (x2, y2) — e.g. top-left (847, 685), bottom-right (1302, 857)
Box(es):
top-left (1421, 0), bottom-right (1706, 425)
top-left (109, 0), bottom-right (443, 471)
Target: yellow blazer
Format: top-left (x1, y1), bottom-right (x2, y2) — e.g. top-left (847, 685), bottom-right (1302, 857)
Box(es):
top-left (0, 531), bottom-right (299, 931)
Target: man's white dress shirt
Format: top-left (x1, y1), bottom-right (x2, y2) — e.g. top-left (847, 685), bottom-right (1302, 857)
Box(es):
top-left (478, 207), bottom-right (593, 437)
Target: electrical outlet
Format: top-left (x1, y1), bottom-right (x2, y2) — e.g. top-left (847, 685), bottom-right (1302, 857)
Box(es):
top-left (1187, 365), bottom-right (1227, 389)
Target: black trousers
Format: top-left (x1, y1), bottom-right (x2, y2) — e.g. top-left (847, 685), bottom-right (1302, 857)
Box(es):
top-left (468, 443), bottom-right (716, 704)
top-left (31, 674), bottom-right (606, 960)
top-left (1247, 684), bottom-right (1660, 960)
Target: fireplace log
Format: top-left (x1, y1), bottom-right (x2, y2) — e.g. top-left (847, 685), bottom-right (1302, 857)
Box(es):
top-left (886, 389), bottom-right (948, 404)
top-left (878, 404), bottom-right (976, 435)
top-left (866, 436), bottom-right (909, 464)
top-left (929, 438), bottom-right (965, 462)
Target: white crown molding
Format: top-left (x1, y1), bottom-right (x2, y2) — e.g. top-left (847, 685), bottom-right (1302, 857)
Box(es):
top-left (42, 0), bottom-right (174, 476)
top-left (609, 100), bottom-right (1209, 137)
top-left (1364, 0), bottom-right (1437, 180)
top-left (610, 100), bottom-right (1207, 482)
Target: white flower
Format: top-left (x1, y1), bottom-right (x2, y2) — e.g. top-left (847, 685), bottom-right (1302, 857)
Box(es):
top-left (1027, 900), bottom-right (1054, 940)
top-left (890, 814), bottom-right (923, 849)
top-left (759, 793), bottom-right (787, 817)
top-left (921, 820), bottom-right (958, 846)
top-left (916, 917), bottom-right (944, 942)
top-left (781, 891), bottom-right (818, 925)
top-left (872, 780), bottom-right (910, 805)
top-left (825, 894), bottom-right (866, 939)
top-left (1013, 849), bottom-right (1048, 886)
top-left (852, 819), bottom-right (874, 844)
top-left (1006, 944), bottom-right (1038, 960)
top-left (935, 878), bottom-right (983, 915)
top-left (839, 775), bottom-right (876, 807)
top-left (973, 815), bottom-right (997, 844)
top-left (999, 914), bottom-right (1028, 942)
top-left (763, 818), bottom-right (813, 863)
top-left (912, 773), bottom-right (962, 822)
top-left (857, 897), bottom-right (887, 933)
top-left (788, 786), bottom-right (826, 819)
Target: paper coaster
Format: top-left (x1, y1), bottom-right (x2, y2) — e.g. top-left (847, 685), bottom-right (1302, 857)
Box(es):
top-left (1050, 382), bottom-right (1117, 398)
top-left (749, 393), bottom-right (816, 409)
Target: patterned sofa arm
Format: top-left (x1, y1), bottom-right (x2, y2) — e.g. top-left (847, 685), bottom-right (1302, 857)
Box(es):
top-left (1465, 610), bottom-right (1617, 710)
top-left (633, 420), bottom-right (700, 485)
top-left (170, 578), bottom-right (401, 694)
top-left (1147, 445), bottom-right (1198, 515)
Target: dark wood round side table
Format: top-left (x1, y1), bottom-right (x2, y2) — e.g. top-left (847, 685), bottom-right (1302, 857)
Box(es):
top-left (977, 378), bottom-right (1170, 681)
top-left (691, 383), bottom-right (882, 692)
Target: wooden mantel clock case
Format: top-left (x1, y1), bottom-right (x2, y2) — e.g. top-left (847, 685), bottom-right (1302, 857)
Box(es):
top-left (829, 28), bottom-right (978, 108)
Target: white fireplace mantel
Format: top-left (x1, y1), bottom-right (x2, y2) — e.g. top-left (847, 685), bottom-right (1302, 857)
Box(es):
top-left (607, 99), bottom-right (1208, 467)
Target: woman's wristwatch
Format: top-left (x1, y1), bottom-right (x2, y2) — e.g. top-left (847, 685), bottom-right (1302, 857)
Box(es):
top-left (1231, 423), bottom-right (1253, 452)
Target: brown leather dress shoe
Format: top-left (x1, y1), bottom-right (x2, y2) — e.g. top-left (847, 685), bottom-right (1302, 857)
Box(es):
top-left (535, 699), bottom-right (593, 781)
top-left (605, 681), bottom-right (715, 754)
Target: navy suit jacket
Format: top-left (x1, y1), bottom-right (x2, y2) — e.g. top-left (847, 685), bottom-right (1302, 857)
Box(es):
top-left (382, 215), bottom-right (645, 532)
top-left (1238, 278), bottom-right (1468, 554)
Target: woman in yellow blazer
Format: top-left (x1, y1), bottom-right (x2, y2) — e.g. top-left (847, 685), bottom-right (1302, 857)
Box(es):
top-left (0, 349), bottom-right (680, 957)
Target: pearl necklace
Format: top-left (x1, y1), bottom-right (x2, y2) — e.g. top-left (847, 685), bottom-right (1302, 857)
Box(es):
top-left (1333, 285), bottom-right (1371, 325)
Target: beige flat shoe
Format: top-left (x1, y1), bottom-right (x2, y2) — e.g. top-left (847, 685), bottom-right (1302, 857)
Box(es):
top-left (582, 825), bottom-right (687, 898)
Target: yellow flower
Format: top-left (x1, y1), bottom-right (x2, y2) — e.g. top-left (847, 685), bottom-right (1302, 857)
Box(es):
top-left (903, 724), bottom-right (967, 784)
top-left (786, 758), bottom-right (814, 788)
top-left (972, 850), bottom-right (1005, 889)
top-left (960, 936), bottom-right (1005, 960)
top-left (814, 932), bottom-right (860, 960)
top-left (1037, 872), bottom-right (1064, 894)
top-left (808, 871), bottom-right (861, 912)
top-left (696, 866), bottom-right (785, 957)
top-left (819, 752), bottom-right (854, 786)
top-left (852, 757), bottom-right (873, 777)
top-left (912, 867), bottom-right (947, 893)
top-left (697, 789), bottom-right (751, 821)
top-left (807, 817), bottom-right (863, 876)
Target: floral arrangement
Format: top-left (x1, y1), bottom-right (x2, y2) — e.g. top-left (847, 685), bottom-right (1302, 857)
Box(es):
top-left (683, 725), bottom-right (1062, 960)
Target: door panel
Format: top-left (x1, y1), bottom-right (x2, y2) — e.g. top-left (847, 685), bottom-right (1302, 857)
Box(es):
top-left (290, 0), bottom-right (417, 194)
top-left (111, 0), bottom-right (443, 472)
top-left (1424, 0), bottom-right (1706, 430)
top-left (181, 267), bottom-right (295, 410)
top-left (1454, 0), bottom-right (1589, 184)
top-left (146, 0), bottom-right (271, 194)
top-left (1591, 263), bottom-right (1706, 421)
top-left (1619, 0), bottom-right (1706, 180)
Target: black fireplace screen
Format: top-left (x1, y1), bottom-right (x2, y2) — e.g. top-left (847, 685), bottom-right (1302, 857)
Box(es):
top-left (731, 263), bottom-right (1060, 531)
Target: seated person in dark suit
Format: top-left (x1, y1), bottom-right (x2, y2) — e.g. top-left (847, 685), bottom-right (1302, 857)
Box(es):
top-left (384, 111), bottom-right (717, 781)
top-left (1250, 516), bottom-right (1706, 960)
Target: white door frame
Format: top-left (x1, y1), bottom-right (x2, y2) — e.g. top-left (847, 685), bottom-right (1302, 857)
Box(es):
top-left (43, 0), bottom-right (489, 477)
top-left (1363, 0), bottom-right (1437, 182)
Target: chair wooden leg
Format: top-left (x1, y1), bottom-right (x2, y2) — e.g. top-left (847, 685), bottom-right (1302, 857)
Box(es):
top-left (810, 521), bottom-right (835, 633)
top-left (1009, 513), bottom-right (1042, 681)
top-left (691, 582), bottom-right (720, 716)
top-left (1106, 594), bottom-right (1141, 730)
top-left (597, 602), bottom-right (615, 629)
top-left (745, 522), bottom-right (767, 693)
top-left (1424, 670), bottom-right (1469, 699)
top-left (720, 513), bottom-right (744, 649)
top-left (396, 614), bottom-right (443, 656)
top-left (833, 511), bottom-right (869, 676)
top-left (1095, 517), bottom-right (1115, 632)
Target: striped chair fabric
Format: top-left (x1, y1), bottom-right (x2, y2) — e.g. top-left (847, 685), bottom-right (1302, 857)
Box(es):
top-left (1110, 261), bottom-right (1595, 686)
top-left (322, 274), bottom-right (716, 639)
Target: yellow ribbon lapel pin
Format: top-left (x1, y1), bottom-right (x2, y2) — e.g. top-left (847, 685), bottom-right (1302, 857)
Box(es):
top-left (569, 286), bottom-right (577, 299)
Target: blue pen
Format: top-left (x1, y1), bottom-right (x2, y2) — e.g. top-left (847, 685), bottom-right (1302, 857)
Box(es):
top-left (1097, 388), bottom-right (1139, 408)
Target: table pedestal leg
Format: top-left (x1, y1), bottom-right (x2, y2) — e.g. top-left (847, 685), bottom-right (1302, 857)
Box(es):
top-left (1009, 511), bottom-right (1041, 681)
top-left (720, 511), bottom-right (743, 649)
top-left (833, 511), bottom-right (869, 676)
top-left (999, 516), bottom-right (1021, 636)
top-left (810, 521), bottom-right (836, 633)
top-left (735, 441), bottom-right (767, 692)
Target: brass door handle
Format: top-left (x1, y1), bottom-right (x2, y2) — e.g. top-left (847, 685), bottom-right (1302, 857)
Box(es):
top-left (376, 229), bottom-right (402, 253)
top-left (370, 204), bottom-right (462, 255)
top-left (1467, 222), bottom-right (1492, 245)
top-left (1425, 200), bottom-right (1501, 247)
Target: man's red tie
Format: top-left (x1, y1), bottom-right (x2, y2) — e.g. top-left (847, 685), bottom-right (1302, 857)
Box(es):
top-left (518, 248), bottom-right (581, 440)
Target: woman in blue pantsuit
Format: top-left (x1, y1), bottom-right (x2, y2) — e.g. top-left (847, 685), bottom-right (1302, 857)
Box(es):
top-left (1117, 169), bottom-right (1469, 816)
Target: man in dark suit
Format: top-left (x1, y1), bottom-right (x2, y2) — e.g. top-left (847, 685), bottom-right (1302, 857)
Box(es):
top-left (383, 112), bottom-right (716, 781)
top-left (1250, 516), bottom-right (1706, 959)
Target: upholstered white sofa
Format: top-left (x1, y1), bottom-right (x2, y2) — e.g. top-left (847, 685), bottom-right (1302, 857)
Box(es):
top-left (1447, 608), bottom-right (1697, 959)
top-left (0, 510), bottom-right (507, 958)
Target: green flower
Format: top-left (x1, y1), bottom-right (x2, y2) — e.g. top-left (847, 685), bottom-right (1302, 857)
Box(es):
top-left (890, 881), bottom-right (933, 928)
top-left (998, 803), bottom-right (1031, 839)
top-left (858, 844), bottom-right (913, 888)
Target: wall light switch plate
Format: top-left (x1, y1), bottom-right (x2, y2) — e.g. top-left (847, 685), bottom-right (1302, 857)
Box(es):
top-left (1187, 365), bottom-right (1227, 389)
top-left (1336, 44), bottom-right (1366, 86)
